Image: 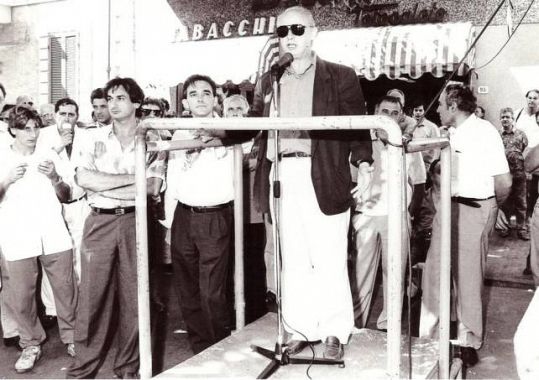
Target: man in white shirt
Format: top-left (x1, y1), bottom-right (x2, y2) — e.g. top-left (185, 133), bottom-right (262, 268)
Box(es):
top-left (67, 77), bottom-right (165, 378)
top-left (411, 99), bottom-right (441, 172)
top-left (165, 74), bottom-right (234, 354)
top-left (0, 105), bottom-right (77, 372)
top-left (420, 84), bottom-right (511, 367)
top-left (353, 96), bottom-right (426, 331)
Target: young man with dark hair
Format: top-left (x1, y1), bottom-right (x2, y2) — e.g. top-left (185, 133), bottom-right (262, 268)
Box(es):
top-left (89, 88), bottom-right (111, 127)
top-left (164, 74), bottom-right (234, 354)
top-left (352, 95), bottom-right (426, 332)
top-left (420, 84), bottom-right (511, 367)
top-left (67, 77), bottom-right (165, 379)
top-left (0, 105), bottom-right (77, 373)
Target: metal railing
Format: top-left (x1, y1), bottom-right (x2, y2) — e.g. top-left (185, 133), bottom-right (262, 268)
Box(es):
top-left (134, 115), bottom-right (451, 379)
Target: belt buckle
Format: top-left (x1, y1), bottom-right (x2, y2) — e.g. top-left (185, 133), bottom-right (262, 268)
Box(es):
top-left (115, 208), bottom-right (125, 215)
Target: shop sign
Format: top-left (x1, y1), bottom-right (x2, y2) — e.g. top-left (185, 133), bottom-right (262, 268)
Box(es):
top-left (172, 1), bottom-right (448, 42)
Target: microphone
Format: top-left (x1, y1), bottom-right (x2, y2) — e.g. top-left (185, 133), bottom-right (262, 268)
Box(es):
top-left (271, 53), bottom-right (294, 73)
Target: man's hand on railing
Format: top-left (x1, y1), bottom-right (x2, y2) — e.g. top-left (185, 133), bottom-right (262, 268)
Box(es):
top-left (351, 162), bottom-right (374, 206)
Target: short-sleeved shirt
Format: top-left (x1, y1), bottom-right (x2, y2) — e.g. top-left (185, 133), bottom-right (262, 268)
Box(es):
top-left (500, 127), bottom-right (528, 177)
top-left (451, 114), bottom-right (509, 198)
top-left (0, 145), bottom-right (73, 260)
top-left (72, 123), bottom-right (166, 208)
top-left (413, 118), bottom-right (440, 170)
top-left (165, 128), bottom-right (234, 213)
top-left (358, 131), bottom-right (426, 216)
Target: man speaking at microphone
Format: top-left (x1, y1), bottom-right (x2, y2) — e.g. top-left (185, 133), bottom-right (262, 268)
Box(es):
top-left (248, 6), bottom-right (372, 359)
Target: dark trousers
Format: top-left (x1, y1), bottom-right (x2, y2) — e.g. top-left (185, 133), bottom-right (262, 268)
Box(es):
top-left (501, 175), bottom-right (527, 230)
top-left (170, 203), bottom-right (233, 354)
top-left (67, 212), bottom-right (139, 379)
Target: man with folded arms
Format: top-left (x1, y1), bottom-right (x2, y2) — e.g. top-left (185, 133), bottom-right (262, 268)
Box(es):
top-left (164, 74), bottom-right (234, 354)
top-left (67, 77), bottom-right (165, 379)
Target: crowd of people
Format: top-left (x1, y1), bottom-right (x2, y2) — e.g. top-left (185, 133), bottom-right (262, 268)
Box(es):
top-left (0, 5), bottom-right (538, 379)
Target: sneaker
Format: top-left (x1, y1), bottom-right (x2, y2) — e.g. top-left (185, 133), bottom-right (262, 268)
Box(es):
top-left (66, 343), bottom-right (76, 357)
top-left (15, 345), bottom-right (42, 373)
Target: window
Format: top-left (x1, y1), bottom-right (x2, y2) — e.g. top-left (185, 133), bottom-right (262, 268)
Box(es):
top-left (40, 33), bottom-right (78, 104)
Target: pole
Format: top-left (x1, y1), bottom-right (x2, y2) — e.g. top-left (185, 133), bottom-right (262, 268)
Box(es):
top-left (439, 143), bottom-right (452, 378)
top-left (233, 144), bottom-right (246, 330)
top-left (387, 138), bottom-right (403, 379)
top-left (135, 128), bottom-right (152, 379)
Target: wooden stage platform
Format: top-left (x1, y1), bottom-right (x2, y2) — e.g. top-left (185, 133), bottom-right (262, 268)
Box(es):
top-left (156, 313), bottom-right (439, 379)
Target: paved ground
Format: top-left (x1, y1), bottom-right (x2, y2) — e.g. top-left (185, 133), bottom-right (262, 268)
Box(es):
top-left (0, 230), bottom-right (536, 379)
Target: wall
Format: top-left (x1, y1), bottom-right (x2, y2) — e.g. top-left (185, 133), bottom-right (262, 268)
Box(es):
top-left (473, 23), bottom-right (539, 127)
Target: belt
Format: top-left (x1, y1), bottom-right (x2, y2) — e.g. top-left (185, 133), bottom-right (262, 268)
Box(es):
top-left (65, 195), bottom-right (86, 204)
top-left (180, 201), bottom-right (232, 213)
top-left (279, 152), bottom-right (311, 159)
top-left (451, 196), bottom-right (494, 208)
top-left (91, 206), bottom-right (136, 215)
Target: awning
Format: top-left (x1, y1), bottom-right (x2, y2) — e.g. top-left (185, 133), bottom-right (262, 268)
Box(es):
top-left (314, 22), bottom-right (476, 80)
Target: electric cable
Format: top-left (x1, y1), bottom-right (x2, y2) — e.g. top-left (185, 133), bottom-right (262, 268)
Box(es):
top-left (423, 0), bottom-right (510, 117)
top-left (475, 0), bottom-right (536, 71)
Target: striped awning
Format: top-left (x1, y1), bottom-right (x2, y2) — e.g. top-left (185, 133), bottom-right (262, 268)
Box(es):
top-left (258, 22), bottom-right (476, 81)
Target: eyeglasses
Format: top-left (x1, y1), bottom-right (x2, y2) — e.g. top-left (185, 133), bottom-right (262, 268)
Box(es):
top-left (141, 108), bottom-right (162, 117)
top-left (276, 24), bottom-right (312, 38)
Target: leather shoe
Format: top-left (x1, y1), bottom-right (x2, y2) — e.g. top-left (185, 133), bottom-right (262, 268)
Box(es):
top-left (460, 346), bottom-right (479, 367)
top-left (323, 336), bottom-right (344, 360)
top-left (40, 315), bottom-right (57, 330)
top-left (286, 340), bottom-right (309, 355)
top-left (3, 336), bottom-right (22, 351)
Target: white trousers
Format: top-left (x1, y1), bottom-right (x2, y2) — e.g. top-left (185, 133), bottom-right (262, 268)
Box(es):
top-left (352, 214), bottom-right (407, 330)
top-left (270, 158), bottom-right (353, 342)
top-left (514, 289), bottom-right (539, 379)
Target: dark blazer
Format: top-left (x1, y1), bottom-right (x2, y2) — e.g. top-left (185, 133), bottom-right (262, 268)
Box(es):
top-left (250, 57), bottom-right (372, 216)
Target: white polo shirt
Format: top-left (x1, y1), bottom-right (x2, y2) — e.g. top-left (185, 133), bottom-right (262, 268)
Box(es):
top-left (450, 114), bottom-right (509, 198)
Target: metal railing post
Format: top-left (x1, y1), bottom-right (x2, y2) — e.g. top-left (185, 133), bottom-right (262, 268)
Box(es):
top-left (387, 139), bottom-right (403, 379)
top-left (233, 144), bottom-right (245, 330)
top-left (135, 127), bottom-right (152, 379)
top-left (439, 144), bottom-right (452, 378)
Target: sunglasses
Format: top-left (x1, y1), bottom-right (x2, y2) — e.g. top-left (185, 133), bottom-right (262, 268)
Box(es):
top-left (141, 108), bottom-right (162, 117)
top-left (276, 24), bottom-right (311, 38)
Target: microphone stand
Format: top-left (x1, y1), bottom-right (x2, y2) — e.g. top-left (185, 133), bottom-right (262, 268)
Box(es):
top-left (250, 65), bottom-right (345, 379)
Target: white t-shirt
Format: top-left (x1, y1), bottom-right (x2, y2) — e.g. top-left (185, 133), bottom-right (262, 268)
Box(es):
top-left (0, 145), bottom-right (73, 260)
top-left (164, 129), bottom-right (235, 227)
top-left (450, 114), bottom-right (509, 198)
top-left (515, 108), bottom-right (539, 152)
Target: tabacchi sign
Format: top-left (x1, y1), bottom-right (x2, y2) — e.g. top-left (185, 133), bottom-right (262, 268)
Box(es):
top-left (170, 0), bottom-right (448, 42)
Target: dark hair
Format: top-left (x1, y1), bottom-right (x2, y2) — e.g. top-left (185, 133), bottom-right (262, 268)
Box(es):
top-left (411, 98), bottom-right (426, 109)
top-left (376, 95), bottom-right (403, 110)
top-left (55, 97), bottom-right (79, 115)
top-left (500, 107), bottom-right (514, 117)
top-left (142, 97), bottom-right (164, 113)
top-left (160, 98), bottom-right (170, 112)
top-left (104, 77), bottom-right (145, 117)
top-left (182, 74), bottom-right (217, 100)
top-left (525, 89), bottom-right (539, 98)
top-left (444, 84), bottom-right (477, 114)
top-left (0, 83), bottom-right (5, 98)
top-left (8, 105), bottom-right (43, 137)
top-left (90, 87), bottom-right (107, 103)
